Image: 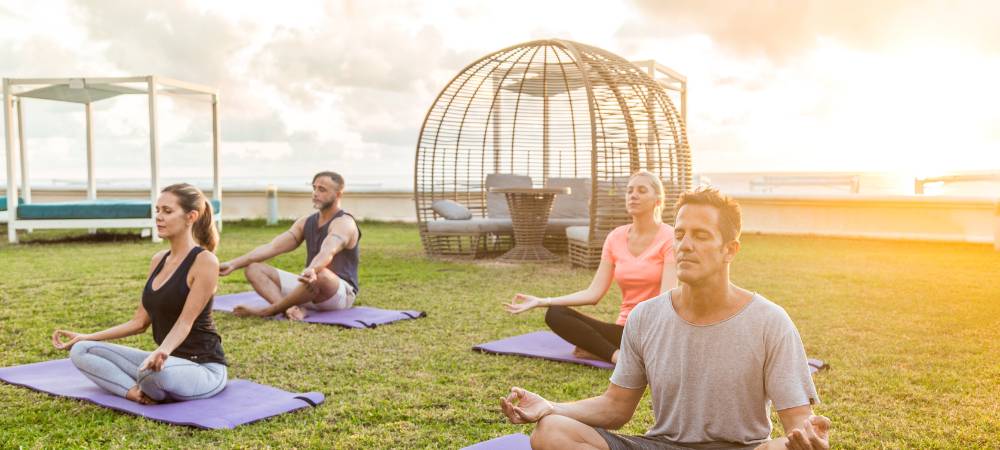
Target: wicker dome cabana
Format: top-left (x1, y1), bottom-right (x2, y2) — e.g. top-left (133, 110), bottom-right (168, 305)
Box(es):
top-left (414, 39), bottom-right (691, 264)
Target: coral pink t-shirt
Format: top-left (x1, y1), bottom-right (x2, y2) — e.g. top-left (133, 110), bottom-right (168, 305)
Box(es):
top-left (602, 223), bottom-right (676, 325)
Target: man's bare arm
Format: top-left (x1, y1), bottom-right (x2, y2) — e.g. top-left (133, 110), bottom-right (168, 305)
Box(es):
top-left (550, 383), bottom-right (644, 430)
top-left (501, 383), bottom-right (644, 430)
top-left (754, 405), bottom-right (830, 450)
top-left (222, 217), bottom-right (307, 273)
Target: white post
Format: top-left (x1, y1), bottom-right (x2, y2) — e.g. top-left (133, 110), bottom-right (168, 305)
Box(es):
top-left (85, 102), bottom-right (96, 200)
top-left (147, 76), bottom-right (161, 243)
top-left (4, 79), bottom-right (19, 243)
top-left (16, 98), bottom-right (29, 204)
top-left (85, 102), bottom-right (97, 234)
top-left (266, 184), bottom-right (278, 225)
top-left (211, 93), bottom-right (222, 232)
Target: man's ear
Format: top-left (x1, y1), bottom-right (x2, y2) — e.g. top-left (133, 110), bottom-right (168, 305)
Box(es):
top-left (723, 239), bottom-right (740, 263)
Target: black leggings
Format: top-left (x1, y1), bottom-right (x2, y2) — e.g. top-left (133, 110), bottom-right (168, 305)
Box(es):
top-left (545, 305), bottom-right (624, 363)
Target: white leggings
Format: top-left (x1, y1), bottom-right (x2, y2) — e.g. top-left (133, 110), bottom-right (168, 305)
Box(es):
top-left (69, 341), bottom-right (227, 402)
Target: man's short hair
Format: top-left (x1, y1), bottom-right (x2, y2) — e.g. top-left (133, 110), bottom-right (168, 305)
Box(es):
top-left (675, 187), bottom-right (742, 242)
top-left (313, 171), bottom-right (345, 192)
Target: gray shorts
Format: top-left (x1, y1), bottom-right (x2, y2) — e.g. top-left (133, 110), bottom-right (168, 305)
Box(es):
top-left (595, 429), bottom-right (762, 450)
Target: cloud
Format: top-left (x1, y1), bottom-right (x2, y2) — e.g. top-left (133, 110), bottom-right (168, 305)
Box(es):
top-left (5, 0), bottom-right (996, 185)
top-left (70, 1), bottom-right (249, 86)
top-left (627, 0), bottom-right (1000, 60)
top-left (252, 17), bottom-right (465, 102)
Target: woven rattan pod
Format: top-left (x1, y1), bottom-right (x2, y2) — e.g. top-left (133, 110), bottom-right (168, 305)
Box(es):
top-left (414, 39), bottom-right (691, 261)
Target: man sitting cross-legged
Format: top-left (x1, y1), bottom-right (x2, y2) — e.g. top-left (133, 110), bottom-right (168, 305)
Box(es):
top-left (220, 171), bottom-right (361, 321)
top-left (501, 188), bottom-right (831, 450)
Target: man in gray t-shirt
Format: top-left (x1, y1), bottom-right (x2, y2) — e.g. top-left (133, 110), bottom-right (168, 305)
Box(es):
top-left (501, 188), bottom-right (832, 450)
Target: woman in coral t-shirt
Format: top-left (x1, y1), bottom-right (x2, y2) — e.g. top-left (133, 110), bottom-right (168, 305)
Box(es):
top-left (505, 170), bottom-right (677, 364)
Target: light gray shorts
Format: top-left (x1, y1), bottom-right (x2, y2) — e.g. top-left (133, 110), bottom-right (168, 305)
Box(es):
top-left (276, 268), bottom-right (356, 311)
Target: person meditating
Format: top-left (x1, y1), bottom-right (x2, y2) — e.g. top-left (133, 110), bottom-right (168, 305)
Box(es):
top-left (505, 170), bottom-right (677, 364)
top-left (52, 183), bottom-right (227, 404)
top-left (220, 171), bottom-right (361, 321)
top-left (501, 188), bottom-right (832, 450)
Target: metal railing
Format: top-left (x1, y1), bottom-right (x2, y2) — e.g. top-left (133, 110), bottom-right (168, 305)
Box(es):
top-left (750, 175), bottom-right (860, 194)
top-left (914, 173), bottom-right (1000, 194)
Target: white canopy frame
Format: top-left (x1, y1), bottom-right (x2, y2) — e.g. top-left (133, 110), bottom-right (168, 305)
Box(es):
top-left (3, 76), bottom-right (222, 243)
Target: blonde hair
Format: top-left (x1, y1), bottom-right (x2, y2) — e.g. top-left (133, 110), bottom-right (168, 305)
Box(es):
top-left (629, 170), bottom-right (665, 222)
top-left (161, 183), bottom-right (219, 252)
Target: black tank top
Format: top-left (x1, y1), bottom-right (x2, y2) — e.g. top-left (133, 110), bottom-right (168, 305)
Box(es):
top-left (142, 247), bottom-right (227, 365)
top-left (304, 209), bottom-right (361, 293)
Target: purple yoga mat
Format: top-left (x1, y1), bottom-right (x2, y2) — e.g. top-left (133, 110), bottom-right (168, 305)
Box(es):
top-left (473, 331), bottom-right (615, 369)
top-left (462, 433), bottom-right (531, 450)
top-left (0, 359), bottom-right (324, 429)
top-left (213, 291), bottom-right (425, 328)
top-left (808, 358), bottom-right (829, 374)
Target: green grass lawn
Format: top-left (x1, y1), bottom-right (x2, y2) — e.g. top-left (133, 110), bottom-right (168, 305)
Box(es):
top-left (1, 221), bottom-right (998, 448)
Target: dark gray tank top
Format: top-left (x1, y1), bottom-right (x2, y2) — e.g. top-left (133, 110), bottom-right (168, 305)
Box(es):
top-left (304, 209), bottom-right (360, 293)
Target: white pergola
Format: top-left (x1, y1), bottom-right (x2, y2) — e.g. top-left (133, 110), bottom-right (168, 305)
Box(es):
top-left (2, 76), bottom-right (221, 243)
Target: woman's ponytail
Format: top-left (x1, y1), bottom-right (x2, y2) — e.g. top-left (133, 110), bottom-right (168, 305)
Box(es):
top-left (193, 199), bottom-right (218, 252)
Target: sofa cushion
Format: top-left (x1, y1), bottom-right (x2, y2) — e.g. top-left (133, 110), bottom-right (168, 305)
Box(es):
top-left (565, 225), bottom-right (589, 242)
top-left (16, 199), bottom-right (221, 220)
top-left (431, 199), bottom-right (472, 220)
top-left (546, 218), bottom-right (589, 233)
top-left (0, 196), bottom-right (24, 212)
top-left (426, 218), bottom-right (513, 234)
top-left (546, 177), bottom-right (591, 219)
top-left (485, 174), bottom-right (532, 219)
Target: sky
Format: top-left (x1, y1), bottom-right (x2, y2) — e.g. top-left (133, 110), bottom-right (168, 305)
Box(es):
top-left (2, 0), bottom-right (1000, 189)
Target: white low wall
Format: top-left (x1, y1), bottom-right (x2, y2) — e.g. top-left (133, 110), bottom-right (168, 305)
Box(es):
top-left (734, 193), bottom-right (999, 246)
top-left (221, 188), bottom-right (417, 223)
top-left (4, 188), bottom-right (998, 248)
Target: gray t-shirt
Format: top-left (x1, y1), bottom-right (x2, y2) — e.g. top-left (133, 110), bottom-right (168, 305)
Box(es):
top-left (611, 291), bottom-right (819, 448)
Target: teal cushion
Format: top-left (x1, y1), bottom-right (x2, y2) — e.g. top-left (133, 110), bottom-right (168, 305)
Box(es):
top-left (17, 199), bottom-right (221, 220)
top-left (0, 197), bottom-right (25, 212)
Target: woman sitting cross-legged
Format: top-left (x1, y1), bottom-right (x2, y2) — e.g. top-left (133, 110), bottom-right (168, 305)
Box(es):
top-left (505, 170), bottom-right (677, 364)
top-left (52, 183), bottom-right (227, 404)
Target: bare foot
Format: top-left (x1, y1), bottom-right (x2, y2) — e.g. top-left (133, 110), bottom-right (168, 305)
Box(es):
top-left (233, 304), bottom-right (269, 317)
top-left (285, 305), bottom-right (307, 321)
top-left (572, 346), bottom-right (601, 361)
top-left (125, 385), bottom-right (158, 405)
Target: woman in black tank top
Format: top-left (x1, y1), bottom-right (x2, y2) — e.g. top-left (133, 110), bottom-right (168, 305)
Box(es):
top-left (52, 184), bottom-right (228, 404)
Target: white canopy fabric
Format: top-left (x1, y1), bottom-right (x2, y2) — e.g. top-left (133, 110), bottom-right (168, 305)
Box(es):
top-left (17, 83), bottom-right (145, 103)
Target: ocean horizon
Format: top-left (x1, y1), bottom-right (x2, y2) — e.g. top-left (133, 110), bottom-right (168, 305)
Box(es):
top-left (2, 170), bottom-right (999, 197)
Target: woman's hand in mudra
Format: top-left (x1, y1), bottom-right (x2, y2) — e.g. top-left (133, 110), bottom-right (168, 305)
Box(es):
top-left (139, 349), bottom-right (169, 372)
top-left (52, 330), bottom-right (87, 350)
top-left (504, 294), bottom-right (542, 314)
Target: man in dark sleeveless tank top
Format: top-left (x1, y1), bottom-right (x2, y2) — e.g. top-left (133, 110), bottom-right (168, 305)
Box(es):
top-left (220, 171), bottom-right (362, 321)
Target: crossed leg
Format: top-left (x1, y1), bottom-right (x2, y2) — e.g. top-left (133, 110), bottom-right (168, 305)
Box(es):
top-left (69, 341), bottom-right (227, 403)
top-left (234, 262), bottom-right (341, 321)
top-left (530, 415), bottom-right (609, 450)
